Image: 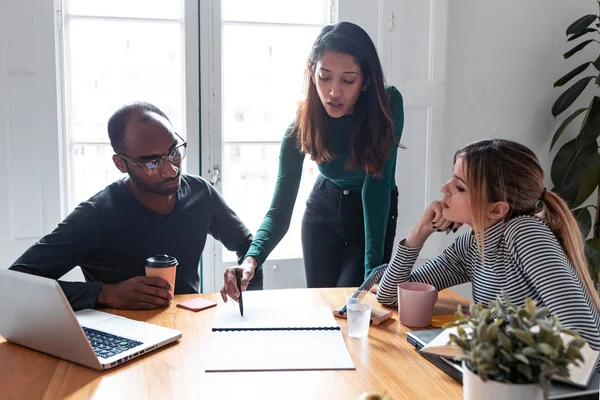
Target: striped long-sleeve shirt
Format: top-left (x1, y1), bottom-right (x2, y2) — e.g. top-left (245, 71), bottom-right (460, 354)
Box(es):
top-left (377, 215), bottom-right (600, 353)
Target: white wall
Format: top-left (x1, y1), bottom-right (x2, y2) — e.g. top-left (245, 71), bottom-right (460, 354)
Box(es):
top-left (0, 0), bottom-right (63, 270)
top-left (444, 0), bottom-right (597, 176)
top-left (442, 0), bottom-right (599, 301)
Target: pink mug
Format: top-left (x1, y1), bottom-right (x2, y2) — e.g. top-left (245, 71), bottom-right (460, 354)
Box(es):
top-left (397, 282), bottom-right (438, 327)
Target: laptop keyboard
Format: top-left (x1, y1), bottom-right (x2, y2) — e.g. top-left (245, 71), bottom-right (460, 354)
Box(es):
top-left (82, 326), bottom-right (143, 359)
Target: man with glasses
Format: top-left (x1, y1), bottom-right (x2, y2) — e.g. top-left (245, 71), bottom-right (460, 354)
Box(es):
top-left (10, 102), bottom-right (262, 310)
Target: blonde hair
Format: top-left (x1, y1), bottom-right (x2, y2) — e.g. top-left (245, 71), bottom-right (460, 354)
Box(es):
top-left (456, 139), bottom-right (600, 312)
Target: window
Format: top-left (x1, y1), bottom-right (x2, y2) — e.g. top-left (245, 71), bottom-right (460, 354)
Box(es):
top-left (220, 0), bottom-right (331, 261)
top-left (59, 0), bottom-right (186, 211)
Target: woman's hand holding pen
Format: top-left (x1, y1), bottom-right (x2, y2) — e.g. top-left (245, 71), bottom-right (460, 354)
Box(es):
top-left (404, 201), bottom-right (462, 248)
top-left (220, 256), bottom-right (257, 302)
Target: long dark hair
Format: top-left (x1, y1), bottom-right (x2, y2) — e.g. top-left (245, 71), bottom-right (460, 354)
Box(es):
top-left (294, 21), bottom-right (396, 177)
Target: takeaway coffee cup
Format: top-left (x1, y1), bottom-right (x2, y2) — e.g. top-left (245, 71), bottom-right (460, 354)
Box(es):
top-left (145, 254), bottom-right (178, 295)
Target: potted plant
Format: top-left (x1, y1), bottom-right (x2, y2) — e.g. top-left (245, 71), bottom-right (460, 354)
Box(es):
top-left (443, 292), bottom-right (587, 400)
top-left (551, 4), bottom-right (600, 292)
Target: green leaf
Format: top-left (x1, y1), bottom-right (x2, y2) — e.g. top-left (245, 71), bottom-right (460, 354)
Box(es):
top-left (522, 346), bottom-right (539, 357)
top-left (564, 40), bottom-right (595, 59)
top-left (568, 28), bottom-right (597, 41)
top-left (552, 76), bottom-right (594, 117)
top-left (514, 353), bottom-right (530, 365)
top-left (535, 308), bottom-right (550, 320)
top-left (567, 345), bottom-right (584, 362)
top-left (573, 207), bottom-right (593, 238)
top-left (518, 309), bottom-right (530, 324)
top-left (498, 331), bottom-right (512, 352)
top-left (550, 333), bottom-right (564, 349)
top-left (562, 328), bottom-right (581, 338)
top-left (479, 309), bottom-right (491, 323)
top-left (567, 14), bottom-right (598, 35)
top-left (554, 63), bottom-right (592, 87)
top-left (578, 96), bottom-right (600, 145)
top-left (517, 363), bottom-right (534, 381)
top-left (550, 184), bottom-right (579, 207)
top-left (513, 329), bottom-right (537, 347)
top-left (487, 323), bottom-right (499, 340)
top-left (477, 321), bottom-right (489, 342)
top-left (557, 365), bottom-right (570, 377)
top-left (551, 139), bottom-right (599, 193)
top-left (455, 304), bottom-right (465, 320)
top-left (571, 336), bottom-right (586, 348)
top-left (525, 298), bottom-right (537, 317)
top-left (454, 337), bottom-right (471, 351)
top-left (551, 107), bottom-right (587, 150)
top-left (502, 291), bottom-right (511, 307)
top-left (537, 343), bottom-right (556, 357)
top-left (572, 152), bottom-right (600, 208)
top-left (498, 364), bottom-right (511, 374)
top-left (585, 238), bottom-right (600, 281)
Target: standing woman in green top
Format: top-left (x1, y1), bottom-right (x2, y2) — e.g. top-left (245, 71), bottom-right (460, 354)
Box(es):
top-left (220, 21), bottom-right (404, 301)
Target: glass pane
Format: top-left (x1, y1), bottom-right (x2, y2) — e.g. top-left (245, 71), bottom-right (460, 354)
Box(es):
top-left (222, 143), bottom-right (319, 262)
top-left (67, 19), bottom-right (184, 143)
top-left (67, 0), bottom-right (182, 20)
top-left (71, 144), bottom-right (124, 206)
top-left (222, 0), bottom-right (327, 25)
top-left (222, 24), bottom-right (320, 143)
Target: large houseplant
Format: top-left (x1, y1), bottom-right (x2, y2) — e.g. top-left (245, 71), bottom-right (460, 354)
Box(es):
top-left (444, 292), bottom-right (587, 400)
top-left (551, 4), bottom-right (600, 291)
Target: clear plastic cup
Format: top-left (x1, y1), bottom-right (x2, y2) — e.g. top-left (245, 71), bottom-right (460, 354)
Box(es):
top-left (344, 290), bottom-right (374, 338)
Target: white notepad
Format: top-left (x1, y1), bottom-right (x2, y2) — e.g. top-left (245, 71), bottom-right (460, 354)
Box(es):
top-left (204, 306), bottom-right (355, 372)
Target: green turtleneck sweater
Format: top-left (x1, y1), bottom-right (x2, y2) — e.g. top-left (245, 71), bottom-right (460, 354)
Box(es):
top-left (246, 85), bottom-right (404, 277)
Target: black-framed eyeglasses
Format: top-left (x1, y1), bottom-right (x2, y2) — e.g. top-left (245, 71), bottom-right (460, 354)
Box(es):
top-left (117, 132), bottom-right (187, 176)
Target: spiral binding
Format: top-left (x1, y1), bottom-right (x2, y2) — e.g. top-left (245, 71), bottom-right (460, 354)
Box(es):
top-left (212, 326), bottom-right (341, 332)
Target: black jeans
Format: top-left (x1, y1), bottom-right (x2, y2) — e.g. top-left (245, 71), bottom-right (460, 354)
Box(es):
top-left (301, 175), bottom-right (398, 288)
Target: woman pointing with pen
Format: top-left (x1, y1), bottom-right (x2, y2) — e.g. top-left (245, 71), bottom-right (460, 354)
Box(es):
top-left (221, 21), bottom-right (405, 302)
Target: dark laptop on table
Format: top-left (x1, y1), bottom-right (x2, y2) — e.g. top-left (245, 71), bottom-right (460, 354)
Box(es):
top-left (407, 329), bottom-right (599, 400)
top-left (0, 269), bottom-right (182, 370)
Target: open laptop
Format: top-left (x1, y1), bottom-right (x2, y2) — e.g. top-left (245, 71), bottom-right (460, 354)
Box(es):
top-left (407, 328), bottom-right (600, 400)
top-left (0, 269), bottom-right (182, 371)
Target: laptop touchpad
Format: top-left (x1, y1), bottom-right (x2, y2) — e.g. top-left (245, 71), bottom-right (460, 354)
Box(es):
top-left (75, 309), bottom-right (116, 326)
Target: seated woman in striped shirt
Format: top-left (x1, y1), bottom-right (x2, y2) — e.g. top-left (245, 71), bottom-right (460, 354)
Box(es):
top-left (376, 138), bottom-right (600, 351)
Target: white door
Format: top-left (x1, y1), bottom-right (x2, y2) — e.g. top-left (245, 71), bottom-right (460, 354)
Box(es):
top-left (200, 0), bottom-right (334, 292)
top-left (377, 0), bottom-right (449, 260)
top-left (0, 0), bottom-right (63, 269)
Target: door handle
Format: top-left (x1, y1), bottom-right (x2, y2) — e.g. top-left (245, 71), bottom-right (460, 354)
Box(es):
top-left (209, 165), bottom-right (221, 186)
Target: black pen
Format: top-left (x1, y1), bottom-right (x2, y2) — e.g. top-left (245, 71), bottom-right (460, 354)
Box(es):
top-left (235, 269), bottom-right (244, 317)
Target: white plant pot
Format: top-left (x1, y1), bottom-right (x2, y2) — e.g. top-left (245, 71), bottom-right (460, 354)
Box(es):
top-left (462, 361), bottom-right (545, 400)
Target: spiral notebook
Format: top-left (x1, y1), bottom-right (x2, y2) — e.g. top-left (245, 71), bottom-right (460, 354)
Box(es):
top-left (204, 306), bottom-right (355, 372)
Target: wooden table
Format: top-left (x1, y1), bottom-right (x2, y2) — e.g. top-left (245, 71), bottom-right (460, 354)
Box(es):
top-left (0, 288), bottom-right (469, 400)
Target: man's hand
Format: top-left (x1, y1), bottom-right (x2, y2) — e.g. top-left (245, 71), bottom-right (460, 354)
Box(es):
top-left (97, 276), bottom-right (173, 310)
top-left (220, 257), bottom-right (257, 302)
